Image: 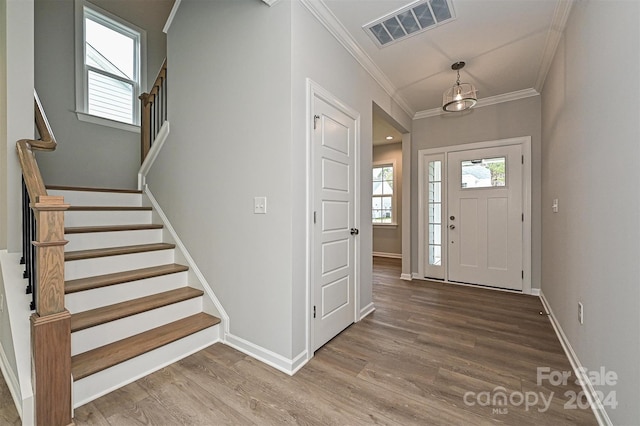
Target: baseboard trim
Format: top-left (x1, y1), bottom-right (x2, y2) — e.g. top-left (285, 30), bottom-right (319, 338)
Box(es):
top-left (144, 188), bottom-right (230, 338)
top-left (400, 273), bottom-right (412, 281)
top-left (538, 291), bottom-right (612, 426)
top-left (359, 302), bottom-right (375, 320)
top-left (530, 288), bottom-right (541, 296)
top-left (372, 252), bottom-right (402, 259)
top-left (0, 343), bottom-right (21, 417)
top-left (225, 333), bottom-right (307, 376)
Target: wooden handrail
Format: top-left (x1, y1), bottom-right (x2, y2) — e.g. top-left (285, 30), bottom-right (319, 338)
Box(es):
top-left (16, 91), bottom-right (72, 426)
top-left (140, 58), bottom-right (167, 163)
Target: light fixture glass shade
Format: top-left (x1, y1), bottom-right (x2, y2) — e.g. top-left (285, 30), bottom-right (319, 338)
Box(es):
top-left (442, 82), bottom-right (477, 112)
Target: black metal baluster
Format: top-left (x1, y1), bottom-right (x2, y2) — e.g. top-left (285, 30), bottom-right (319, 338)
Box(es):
top-left (20, 178), bottom-right (26, 265)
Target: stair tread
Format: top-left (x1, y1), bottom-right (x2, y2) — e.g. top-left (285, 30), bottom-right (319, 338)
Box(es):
top-left (65, 243), bottom-right (175, 261)
top-left (67, 206), bottom-right (151, 211)
top-left (71, 313), bottom-right (220, 380)
top-left (66, 263), bottom-right (189, 294)
top-left (65, 224), bottom-right (163, 234)
top-left (71, 287), bottom-right (204, 332)
top-left (47, 185), bottom-right (142, 194)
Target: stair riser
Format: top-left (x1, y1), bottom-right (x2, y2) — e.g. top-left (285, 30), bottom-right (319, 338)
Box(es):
top-left (48, 190), bottom-right (142, 207)
top-left (65, 250), bottom-right (175, 281)
top-left (66, 272), bottom-right (189, 313)
top-left (73, 326), bottom-right (219, 408)
top-left (64, 211), bottom-right (152, 227)
top-left (72, 297), bottom-right (203, 355)
top-left (66, 229), bottom-right (163, 252)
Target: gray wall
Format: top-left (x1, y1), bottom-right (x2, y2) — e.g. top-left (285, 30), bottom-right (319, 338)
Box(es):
top-left (290, 0), bottom-right (412, 356)
top-left (148, 0), bottom-right (412, 360)
top-left (148, 0), bottom-right (295, 357)
top-left (373, 142), bottom-right (402, 256)
top-left (541, 1), bottom-right (640, 423)
top-left (34, 0), bottom-right (172, 189)
top-left (411, 96), bottom-right (542, 288)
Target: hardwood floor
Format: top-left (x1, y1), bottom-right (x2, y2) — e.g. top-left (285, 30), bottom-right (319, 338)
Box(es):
top-left (2, 257), bottom-right (597, 425)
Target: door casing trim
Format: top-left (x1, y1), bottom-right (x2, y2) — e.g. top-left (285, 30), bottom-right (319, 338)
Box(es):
top-left (417, 136), bottom-right (532, 294)
top-left (305, 79), bottom-right (361, 360)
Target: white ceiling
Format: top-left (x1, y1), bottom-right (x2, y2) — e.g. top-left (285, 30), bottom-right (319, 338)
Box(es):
top-left (313, 0), bottom-right (572, 118)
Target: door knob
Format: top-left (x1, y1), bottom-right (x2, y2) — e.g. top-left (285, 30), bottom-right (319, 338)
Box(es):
top-left (449, 224), bottom-right (455, 230)
top-left (350, 228), bottom-right (359, 235)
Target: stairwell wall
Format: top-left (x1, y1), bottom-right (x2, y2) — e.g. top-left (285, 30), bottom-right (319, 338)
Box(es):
top-left (33, 0), bottom-right (172, 189)
top-left (147, 0), bottom-right (295, 360)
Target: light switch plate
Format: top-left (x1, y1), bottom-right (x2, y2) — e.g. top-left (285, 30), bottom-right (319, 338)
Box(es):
top-left (254, 197), bottom-right (267, 214)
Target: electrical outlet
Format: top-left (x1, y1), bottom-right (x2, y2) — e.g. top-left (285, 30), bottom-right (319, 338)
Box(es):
top-left (578, 302), bottom-right (584, 324)
top-left (552, 198), bottom-right (559, 213)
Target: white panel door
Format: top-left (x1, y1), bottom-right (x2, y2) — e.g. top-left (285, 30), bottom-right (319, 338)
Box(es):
top-left (447, 145), bottom-right (523, 290)
top-left (313, 96), bottom-right (356, 351)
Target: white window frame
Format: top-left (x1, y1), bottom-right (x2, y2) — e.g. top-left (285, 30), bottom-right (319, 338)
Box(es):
top-left (74, 0), bottom-right (146, 133)
top-left (372, 160), bottom-right (397, 227)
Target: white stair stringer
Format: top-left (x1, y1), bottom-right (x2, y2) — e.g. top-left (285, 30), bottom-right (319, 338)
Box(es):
top-left (53, 187), bottom-right (225, 409)
top-left (73, 326), bottom-right (219, 408)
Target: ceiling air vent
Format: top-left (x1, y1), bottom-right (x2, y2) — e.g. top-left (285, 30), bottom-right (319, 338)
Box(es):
top-left (364, 0), bottom-right (455, 48)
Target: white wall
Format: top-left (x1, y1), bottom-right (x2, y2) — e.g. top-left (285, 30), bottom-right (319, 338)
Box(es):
top-left (372, 142), bottom-right (402, 256)
top-left (33, 0), bottom-right (172, 189)
top-left (1, 0), bottom-right (35, 410)
top-left (148, 0), bottom-right (295, 358)
top-left (411, 96), bottom-right (542, 288)
top-left (541, 1), bottom-right (640, 423)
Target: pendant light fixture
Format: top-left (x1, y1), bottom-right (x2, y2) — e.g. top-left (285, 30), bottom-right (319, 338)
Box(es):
top-left (442, 61), bottom-right (477, 112)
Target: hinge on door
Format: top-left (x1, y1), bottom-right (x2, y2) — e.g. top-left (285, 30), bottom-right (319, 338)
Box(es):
top-left (313, 305), bottom-right (316, 318)
top-left (522, 213), bottom-right (524, 222)
top-left (522, 270), bottom-right (524, 279)
top-left (314, 211), bottom-right (317, 224)
top-left (522, 155), bottom-right (524, 164)
top-left (313, 115), bottom-right (320, 130)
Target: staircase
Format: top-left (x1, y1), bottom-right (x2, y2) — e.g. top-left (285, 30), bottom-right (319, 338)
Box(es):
top-left (47, 185), bottom-right (221, 408)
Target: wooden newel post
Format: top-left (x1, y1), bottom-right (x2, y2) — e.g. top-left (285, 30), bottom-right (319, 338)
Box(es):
top-left (30, 195), bottom-right (73, 426)
top-left (139, 92), bottom-right (151, 164)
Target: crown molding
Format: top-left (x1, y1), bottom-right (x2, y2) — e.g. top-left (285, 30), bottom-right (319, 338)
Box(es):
top-left (262, 0), bottom-right (282, 6)
top-left (535, 0), bottom-right (575, 92)
top-left (413, 88), bottom-right (540, 120)
top-left (299, 0), bottom-right (415, 118)
top-left (163, 0), bottom-right (181, 34)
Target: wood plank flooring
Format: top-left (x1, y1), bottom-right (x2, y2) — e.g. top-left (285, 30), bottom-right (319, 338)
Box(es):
top-left (1, 257), bottom-right (597, 425)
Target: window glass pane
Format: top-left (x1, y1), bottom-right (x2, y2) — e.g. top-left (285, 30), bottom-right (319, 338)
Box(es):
top-left (429, 160), bottom-right (441, 182)
top-left (429, 224), bottom-right (441, 244)
top-left (428, 202), bottom-right (441, 224)
top-left (429, 245), bottom-right (442, 266)
top-left (429, 182), bottom-right (441, 203)
top-left (373, 167), bottom-right (383, 181)
top-left (85, 17), bottom-right (135, 79)
top-left (381, 210), bottom-right (392, 222)
top-left (372, 197), bottom-right (381, 210)
top-left (382, 196), bottom-right (392, 209)
top-left (373, 181), bottom-right (383, 195)
top-left (88, 70), bottom-right (133, 123)
top-left (461, 157), bottom-right (506, 188)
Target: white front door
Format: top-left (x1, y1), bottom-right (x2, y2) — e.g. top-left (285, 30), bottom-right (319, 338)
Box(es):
top-left (312, 95), bottom-right (357, 351)
top-left (447, 145), bottom-right (523, 290)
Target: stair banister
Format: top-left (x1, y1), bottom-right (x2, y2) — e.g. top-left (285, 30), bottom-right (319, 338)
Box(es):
top-left (16, 91), bottom-right (73, 426)
top-left (140, 58), bottom-right (167, 163)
